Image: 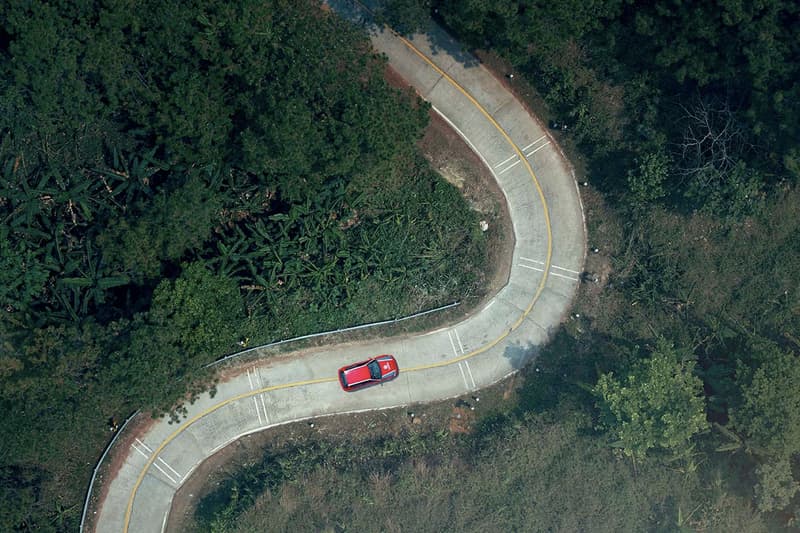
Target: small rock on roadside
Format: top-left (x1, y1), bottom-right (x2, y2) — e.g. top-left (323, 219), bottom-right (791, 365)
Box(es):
top-left (479, 220), bottom-right (489, 232)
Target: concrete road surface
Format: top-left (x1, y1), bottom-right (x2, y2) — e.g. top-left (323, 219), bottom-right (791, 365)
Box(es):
top-left (89, 5), bottom-right (585, 532)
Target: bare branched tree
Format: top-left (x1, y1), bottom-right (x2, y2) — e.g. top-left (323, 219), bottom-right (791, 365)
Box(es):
top-left (676, 95), bottom-right (751, 187)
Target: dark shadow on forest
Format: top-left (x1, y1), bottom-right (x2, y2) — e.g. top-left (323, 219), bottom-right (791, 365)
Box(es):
top-left (331, 0), bottom-right (480, 69)
top-left (588, 149), bottom-right (632, 196)
top-left (366, 20), bottom-right (480, 69)
top-left (512, 326), bottom-right (652, 418)
top-left (405, 25), bottom-right (481, 69)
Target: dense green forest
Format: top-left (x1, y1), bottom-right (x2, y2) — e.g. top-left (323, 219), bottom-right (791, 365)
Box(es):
top-left (0, 1), bottom-right (491, 530)
top-left (188, 0), bottom-right (800, 530)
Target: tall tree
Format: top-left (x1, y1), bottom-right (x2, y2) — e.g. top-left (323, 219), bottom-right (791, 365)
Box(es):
top-left (730, 341), bottom-right (800, 458)
top-left (594, 339), bottom-right (708, 460)
top-left (753, 459), bottom-right (799, 513)
top-left (110, 262), bottom-right (245, 414)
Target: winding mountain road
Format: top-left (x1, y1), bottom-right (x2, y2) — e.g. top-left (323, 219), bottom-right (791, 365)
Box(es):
top-left (89, 8), bottom-right (585, 533)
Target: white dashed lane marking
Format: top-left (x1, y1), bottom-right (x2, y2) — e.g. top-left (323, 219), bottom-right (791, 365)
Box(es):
top-left (448, 330), bottom-right (465, 356)
top-left (246, 367), bottom-right (271, 425)
top-left (457, 363), bottom-right (470, 389)
top-left (518, 256), bottom-right (580, 281)
top-left (498, 158), bottom-right (522, 174)
top-left (448, 329), bottom-right (475, 390)
top-left (494, 152), bottom-right (518, 169)
top-left (495, 135), bottom-right (550, 175)
top-left (526, 141), bottom-right (550, 156)
top-left (131, 438), bottom-right (182, 485)
top-left (453, 329), bottom-right (465, 354)
top-left (464, 360), bottom-right (477, 389)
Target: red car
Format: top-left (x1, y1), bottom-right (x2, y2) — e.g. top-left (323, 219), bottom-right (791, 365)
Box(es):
top-left (338, 354), bottom-right (399, 391)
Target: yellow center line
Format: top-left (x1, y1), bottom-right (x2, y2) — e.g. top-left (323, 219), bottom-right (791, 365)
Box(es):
top-left (122, 377), bottom-right (335, 529)
top-left (123, 22), bottom-right (553, 533)
top-left (396, 32), bottom-right (553, 373)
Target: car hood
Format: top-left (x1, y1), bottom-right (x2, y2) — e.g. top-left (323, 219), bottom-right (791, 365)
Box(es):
top-left (376, 356), bottom-right (398, 378)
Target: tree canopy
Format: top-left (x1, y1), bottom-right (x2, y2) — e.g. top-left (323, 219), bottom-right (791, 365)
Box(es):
top-left (594, 339), bottom-right (708, 460)
top-left (730, 342), bottom-right (800, 458)
top-left (428, 0), bottom-right (800, 214)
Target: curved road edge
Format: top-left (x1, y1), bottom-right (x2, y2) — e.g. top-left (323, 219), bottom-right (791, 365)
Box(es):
top-left (89, 10), bottom-right (586, 533)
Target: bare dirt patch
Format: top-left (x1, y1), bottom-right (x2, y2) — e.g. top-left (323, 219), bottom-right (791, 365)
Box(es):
top-left (567, 187), bottom-right (626, 332)
top-left (383, 63), bottom-right (413, 91)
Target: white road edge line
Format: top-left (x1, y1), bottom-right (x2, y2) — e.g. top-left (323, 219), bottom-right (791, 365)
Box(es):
top-left (431, 106), bottom-right (499, 180)
top-left (161, 510), bottom-right (168, 533)
top-left (482, 300), bottom-right (496, 312)
top-left (421, 325), bottom-right (449, 337)
top-left (209, 440), bottom-right (230, 455)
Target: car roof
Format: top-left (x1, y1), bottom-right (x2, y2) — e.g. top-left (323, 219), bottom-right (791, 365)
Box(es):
top-left (343, 363), bottom-right (373, 386)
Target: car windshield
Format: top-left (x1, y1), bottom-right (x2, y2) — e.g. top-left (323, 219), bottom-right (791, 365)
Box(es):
top-left (367, 360), bottom-right (382, 380)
